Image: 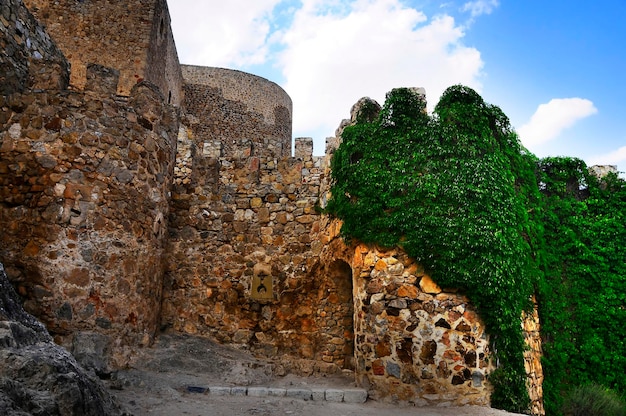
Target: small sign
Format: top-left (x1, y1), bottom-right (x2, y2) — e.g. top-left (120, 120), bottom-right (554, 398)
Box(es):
top-left (251, 263), bottom-right (273, 301)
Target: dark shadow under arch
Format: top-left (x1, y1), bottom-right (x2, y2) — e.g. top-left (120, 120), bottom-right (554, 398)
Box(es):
top-left (325, 259), bottom-right (354, 369)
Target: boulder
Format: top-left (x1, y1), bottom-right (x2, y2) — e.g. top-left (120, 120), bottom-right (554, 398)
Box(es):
top-left (0, 263), bottom-right (125, 416)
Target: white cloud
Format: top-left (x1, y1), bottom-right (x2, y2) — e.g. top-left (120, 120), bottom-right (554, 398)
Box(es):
top-left (588, 145), bottom-right (626, 168)
top-left (169, 0), bottom-right (490, 152)
top-left (276, 0), bottom-right (485, 136)
top-left (169, 0), bottom-right (281, 67)
top-left (518, 98), bottom-right (598, 147)
top-left (461, 0), bottom-right (499, 18)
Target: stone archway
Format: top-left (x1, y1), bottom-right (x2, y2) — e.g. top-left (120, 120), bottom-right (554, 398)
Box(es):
top-left (316, 259), bottom-right (354, 369)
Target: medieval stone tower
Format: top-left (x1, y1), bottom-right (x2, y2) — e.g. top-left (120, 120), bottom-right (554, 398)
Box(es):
top-left (0, 0), bottom-right (544, 412)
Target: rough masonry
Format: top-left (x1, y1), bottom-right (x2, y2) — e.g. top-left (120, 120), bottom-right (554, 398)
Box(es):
top-left (0, 0), bottom-right (545, 412)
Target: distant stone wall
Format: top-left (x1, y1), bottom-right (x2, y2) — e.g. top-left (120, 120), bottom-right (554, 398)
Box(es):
top-left (181, 65), bottom-right (292, 159)
top-left (22, 0), bottom-right (182, 103)
top-left (0, 0), bottom-right (69, 95)
top-left (0, 65), bottom-right (178, 365)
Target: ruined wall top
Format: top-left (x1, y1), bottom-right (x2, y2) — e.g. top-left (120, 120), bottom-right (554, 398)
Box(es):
top-left (22, 0), bottom-right (182, 104)
top-left (589, 164), bottom-right (618, 178)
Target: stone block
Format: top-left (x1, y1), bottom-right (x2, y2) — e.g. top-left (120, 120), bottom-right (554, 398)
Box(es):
top-left (419, 275), bottom-right (442, 294)
top-left (85, 64), bottom-right (119, 96)
top-left (397, 284), bottom-right (418, 298)
top-left (386, 362), bottom-right (401, 378)
top-left (231, 386), bottom-right (247, 396)
top-left (209, 386), bottom-right (231, 396)
top-left (267, 387), bottom-right (286, 397)
top-left (311, 388), bottom-right (325, 401)
top-left (388, 299), bottom-right (407, 309)
top-left (423, 394), bottom-right (441, 401)
top-left (286, 388), bottom-right (312, 400)
top-left (343, 389), bottom-right (368, 403)
top-left (294, 137), bottom-right (313, 160)
top-left (325, 389), bottom-right (344, 402)
top-left (247, 387), bottom-right (268, 397)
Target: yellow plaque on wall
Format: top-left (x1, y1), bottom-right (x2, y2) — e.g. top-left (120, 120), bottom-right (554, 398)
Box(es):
top-left (251, 275), bottom-right (273, 301)
top-left (251, 263), bottom-right (273, 301)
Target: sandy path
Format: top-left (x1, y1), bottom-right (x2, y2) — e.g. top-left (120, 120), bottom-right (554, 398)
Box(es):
top-left (107, 333), bottom-right (526, 416)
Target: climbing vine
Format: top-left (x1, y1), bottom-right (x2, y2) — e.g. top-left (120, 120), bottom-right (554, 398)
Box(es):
top-left (536, 157), bottom-right (626, 415)
top-left (327, 85), bottom-right (626, 414)
top-left (327, 86), bottom-right (539, 412)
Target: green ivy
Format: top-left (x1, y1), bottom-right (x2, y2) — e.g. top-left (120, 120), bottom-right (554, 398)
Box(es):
top-left (327, 86), bottom-right (626, 413)
top-left (536, 158), bottom-right (626, 415)
top-left (327, 86), bottom-right (539, 412)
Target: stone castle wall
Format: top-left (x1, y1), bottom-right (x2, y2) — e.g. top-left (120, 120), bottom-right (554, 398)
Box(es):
top-left (0, 58), bottom-right (179, 364)
top-left (22, 0), bottom-right (183, 104)
top-left (310, 218), bottom-right (494, 406)
top-left (162, 135), bottom-right (342, 367)
top-left (351, 245), bottom-right (493, 405)
top-left (181, 65), bottom-right (292, 159)
top-left (1, 0), bottom-right (545, 411)
top-left (315, 220), bottom-right (543, 410)
top-left (145, 0), bottom-right (183, 106)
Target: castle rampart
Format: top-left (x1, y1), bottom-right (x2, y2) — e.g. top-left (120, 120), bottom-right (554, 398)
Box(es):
top-left (163, 134), bottom-right (335, 366)
top-left (181, 65), bottom-right (292, 159)
top-left (0, 29), bottom-right (179, 363)
top-left (22, 0), bottom-right (183, 105)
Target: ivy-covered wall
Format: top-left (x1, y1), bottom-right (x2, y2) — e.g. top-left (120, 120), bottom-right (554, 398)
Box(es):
top-left (326, 85), bottom-right (626, 414)
top-left (327, 86), bottom-right (538, 412)
top-left (536, 158), bottom-right (626, 415)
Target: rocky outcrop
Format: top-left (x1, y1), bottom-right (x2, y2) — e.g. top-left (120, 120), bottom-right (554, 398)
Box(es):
top-left (0, 262), bottom-right (125, 416)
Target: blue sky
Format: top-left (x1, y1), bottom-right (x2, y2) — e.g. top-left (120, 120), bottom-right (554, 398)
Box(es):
top-left (169, 0), bottom-right (625, 174)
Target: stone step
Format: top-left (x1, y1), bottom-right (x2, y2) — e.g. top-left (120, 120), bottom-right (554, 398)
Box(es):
top-left (186, 385), bottom-right (368, 404)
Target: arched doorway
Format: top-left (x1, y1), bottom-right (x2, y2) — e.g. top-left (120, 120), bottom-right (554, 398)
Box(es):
top-left (317, 259), bottom-right (354, 369)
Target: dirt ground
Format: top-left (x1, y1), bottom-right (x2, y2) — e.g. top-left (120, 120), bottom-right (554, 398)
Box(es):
top-left (108, 333), bottom-right (526, 416)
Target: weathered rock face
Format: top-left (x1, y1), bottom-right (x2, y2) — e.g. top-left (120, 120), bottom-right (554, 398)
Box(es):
top-left (0, 260), bottom-right (51, 345)
top-left (0, 262), bottom-right (125, 416)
